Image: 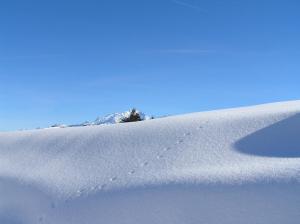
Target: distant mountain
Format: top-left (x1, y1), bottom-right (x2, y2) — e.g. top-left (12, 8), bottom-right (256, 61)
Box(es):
top-left (50, 109), bottom-right (152, 128)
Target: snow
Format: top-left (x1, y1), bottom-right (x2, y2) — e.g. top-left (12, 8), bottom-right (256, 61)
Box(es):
top-left (1, 100), bottom-right (300, 224)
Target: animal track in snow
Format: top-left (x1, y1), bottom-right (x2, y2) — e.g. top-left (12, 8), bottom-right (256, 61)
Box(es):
top-left (110, 177), bottom-right (117, 182)
top-left (176, 139), bottom-right (184, 144)
top-left (99, 184), bottom-right (107, 190)
top-left (128, 170), bottom-right (135, 174)
top-left (157, 154), bottom-right (163, 159)
top-left (183, 132), bottom-right (191, 136)
top-left (76, 189), bottom-right (85, 197)
top-left (51, 202), bottom-right (56, 209)
top-left (93, 127), bottom-right (198, 193)
top-left (141, 161), bottom-right (149, 167)
top-left (38, 216), bottom-right (44, 223)
top-left (163, 147), bottom-right (171, 152)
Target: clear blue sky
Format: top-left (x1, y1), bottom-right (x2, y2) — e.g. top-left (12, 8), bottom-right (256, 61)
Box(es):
top-left (1, 0), bottom-right (300, 131)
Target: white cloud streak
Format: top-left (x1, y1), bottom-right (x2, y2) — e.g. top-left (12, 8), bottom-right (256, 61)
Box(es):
top-left (171, 0), bottom-right (206, 12)
top-left (152, 49), bottom-right (214, 54)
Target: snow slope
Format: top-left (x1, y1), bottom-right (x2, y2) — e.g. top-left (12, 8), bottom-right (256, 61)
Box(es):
top-left (1, 100), bottom-right (300, 224)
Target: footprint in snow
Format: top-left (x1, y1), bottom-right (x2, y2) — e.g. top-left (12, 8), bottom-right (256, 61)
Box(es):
top-left (141, 161), bottom-right (148, 167)
top-left (163, 147), bottom-right (171, 152)
top-left (76, 189), bottom-right (85, 196)
top-left (110, 177), bottom-right (117, 182)
top-left (176, 139), bottom-right (184, 144)
top-left (128, 170), bottom-right (135, 175)
top-left (51, 202), bottom-right (56, 209)
top-left (157, 154), bottom-right (163, 159)
top-left (197, 126), bottom-right (203, 130)
top-left (100, 184), bottom-right (107, 190)
top-left (183, 132), bottom-right (191, 136)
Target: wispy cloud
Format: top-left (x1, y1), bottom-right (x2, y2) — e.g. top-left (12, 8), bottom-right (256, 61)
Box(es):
top-left (0, 53), bottom-right (64, 61)
top-left (171, 0), bottom-right (206, 13)
top-left (151, 49), bottom-right (214, 54)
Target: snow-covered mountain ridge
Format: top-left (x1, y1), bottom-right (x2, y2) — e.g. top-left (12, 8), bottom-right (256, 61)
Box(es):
top-left (50, 108), bottom-right (152, 128)
top-left (1, 100), bottom-right (300, 224)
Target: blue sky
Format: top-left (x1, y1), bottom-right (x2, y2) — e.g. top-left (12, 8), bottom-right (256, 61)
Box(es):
top-left (1, 0), bottom-right (300, 131)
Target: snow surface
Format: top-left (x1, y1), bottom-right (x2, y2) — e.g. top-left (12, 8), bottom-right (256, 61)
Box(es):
top-left (1, 100), bottom-right (300, 224)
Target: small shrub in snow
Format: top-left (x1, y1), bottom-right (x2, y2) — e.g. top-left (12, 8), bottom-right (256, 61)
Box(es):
top-left (120, 108), bottom-right (143, 123)
top-left (48, 108), bottom-right (154, 129)
top-left (50, 124), bottom-right (67, 128)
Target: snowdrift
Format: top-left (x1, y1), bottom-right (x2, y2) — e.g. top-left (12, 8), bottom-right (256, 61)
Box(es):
top-left (1, 101), bottom-right (300, 224)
